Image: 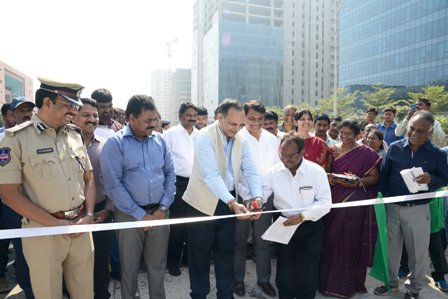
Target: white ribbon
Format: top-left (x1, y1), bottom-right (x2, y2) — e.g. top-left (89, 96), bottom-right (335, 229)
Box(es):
top-left (1, 190), bottom-right (447, 240)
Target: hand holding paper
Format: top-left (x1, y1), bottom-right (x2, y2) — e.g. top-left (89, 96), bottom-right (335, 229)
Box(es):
top-left (261, 216), bottom-right (301, 245)
top-left (400, 167), bottom-right (429, 193)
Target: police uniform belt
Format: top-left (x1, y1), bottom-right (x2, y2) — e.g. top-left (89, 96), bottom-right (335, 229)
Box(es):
top-left (51, 202), bottom-right (85, 220)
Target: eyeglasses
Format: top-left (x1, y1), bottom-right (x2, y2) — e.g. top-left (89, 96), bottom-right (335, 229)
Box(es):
top-left (54, 99), bottom-right (80, 110)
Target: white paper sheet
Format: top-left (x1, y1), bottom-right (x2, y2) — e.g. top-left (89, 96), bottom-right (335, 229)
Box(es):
top-left (400, 167), bottom-right (429, 194)
top-left (261, 216), bottom-right (300, 245)
top-left (95, 126), bottom-right (116, 139)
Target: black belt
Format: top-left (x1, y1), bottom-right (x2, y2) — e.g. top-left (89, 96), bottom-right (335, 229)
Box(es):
top-left (394, 200), bottom-right (430, 207)
top-left (176, 176), bottom-right (190, 181)
top-left (139, 204), bottom-right (159, 211)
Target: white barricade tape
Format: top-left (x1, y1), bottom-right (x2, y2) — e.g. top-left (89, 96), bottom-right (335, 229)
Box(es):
top-left (1, 190), bottom-right (447, 240)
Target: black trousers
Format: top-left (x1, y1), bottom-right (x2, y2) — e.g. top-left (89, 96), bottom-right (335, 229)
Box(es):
top-left (429, 229), bottom-right (448, 281)
top-left (93, 202), bottom-right (114, 299)
top-left (0, 201), bottom-right (11, 277)
top-left (187, 199), bottom-right (235, 299)
top-left (167, 176), bottom-right (190, 269)
top-left (276, 219), bottom-right (324, 299)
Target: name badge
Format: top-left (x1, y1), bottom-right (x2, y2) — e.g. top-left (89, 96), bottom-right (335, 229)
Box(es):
top-left (36, 148), bottom-right (54, 154)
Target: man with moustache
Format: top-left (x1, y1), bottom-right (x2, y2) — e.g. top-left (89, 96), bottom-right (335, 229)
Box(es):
top-left (375, 111), bottom-right (448, 299)
top-left (101, 95), bottom-right (175, 299)
top-left (278, 105), bottom-right (297, 133)
top-left (234, 100), bottom-right (280, 297)
top-left (0, 103), bottom-right (15, 134)
top-left (74, 98), bottom-right (114, 299)
top-left (262, 134), bottom-right (331, 299)
top-left (164, 102), bottom-right (199, 276)
top-left (314, 114), bottom-right (337, 145)
top-left (196, 106), bottom-right (208, 130)
top-left (91, 88), bottom-right (123, 135)
top-left (91, 88), bottom-right (122, 280)
top-left (0, 77), bottom-right (95, 299)
top-left (183, 99), bottom-right (262, 299)
top-left (0, 97), bottom-right (36, 298)
top-left (11, 97), bottom-right (35, 124)
top-left (263, 110), bottom-right (285, 144)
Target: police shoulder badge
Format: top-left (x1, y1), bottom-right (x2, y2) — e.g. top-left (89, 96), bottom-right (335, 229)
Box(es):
top-left (0, 147), bottom-right (11, 166)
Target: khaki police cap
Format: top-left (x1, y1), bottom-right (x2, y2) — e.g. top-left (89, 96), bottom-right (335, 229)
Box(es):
top-left (37, 77), bottom-right (84, 107)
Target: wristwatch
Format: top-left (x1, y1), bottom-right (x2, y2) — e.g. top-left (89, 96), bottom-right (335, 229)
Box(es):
top-left (158, 205), bottom-right (168, 212)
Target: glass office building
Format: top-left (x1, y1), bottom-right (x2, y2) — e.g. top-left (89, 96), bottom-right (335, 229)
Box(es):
top-left (340, 0), bottom-right (448, 89)
top-left (193, 0), bottom-right (283, 110)
top-left (0, 60), bottom-right (34, 105)
top-left (219, 21), bottom-right (283, 106)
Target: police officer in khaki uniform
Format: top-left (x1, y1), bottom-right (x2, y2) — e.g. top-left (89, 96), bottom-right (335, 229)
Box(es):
top-left (0, 77), bottom-right (96, 299)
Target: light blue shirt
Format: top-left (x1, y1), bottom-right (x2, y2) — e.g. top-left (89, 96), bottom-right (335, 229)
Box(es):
top-left (101, 126), bottom-right (175, 220)
top-left (194, 126), bottom-right (262, 203)
top-left (377, 122), bottom-right (402, 146)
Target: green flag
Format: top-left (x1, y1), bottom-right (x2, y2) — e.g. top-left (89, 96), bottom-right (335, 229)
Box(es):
top-left (369, 192), bottom-right (390, 289)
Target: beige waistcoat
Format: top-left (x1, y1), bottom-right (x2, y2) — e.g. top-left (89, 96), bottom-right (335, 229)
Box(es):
top-left (182, 121), bottom-right (243, 216)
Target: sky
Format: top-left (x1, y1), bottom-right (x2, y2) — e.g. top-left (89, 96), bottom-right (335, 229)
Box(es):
top-left (1, 0), bottom-right (195, 108)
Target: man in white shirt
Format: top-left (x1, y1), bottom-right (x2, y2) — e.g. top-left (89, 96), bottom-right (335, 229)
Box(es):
top-left (235, 100), bottom-right (281, 297)
top-left (395, 98), bottom-right (446, 147)
top-left (263, 134), bottom-right (331, 299)
top-left (163, 102), bottom-right (199, 276)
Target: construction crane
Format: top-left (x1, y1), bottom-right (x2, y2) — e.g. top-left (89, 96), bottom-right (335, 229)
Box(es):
top-left (166, 38), bottom-right (178, 70)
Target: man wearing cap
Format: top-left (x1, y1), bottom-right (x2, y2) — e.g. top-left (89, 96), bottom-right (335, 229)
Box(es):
top-left (0, 77), bottom-right (96, 299)
top-left (101, 95), bottom-right (175, 299)
top-left (1, 97), bottom-right (36, 298)
top-left (11, 97), bottom-right (35, 125)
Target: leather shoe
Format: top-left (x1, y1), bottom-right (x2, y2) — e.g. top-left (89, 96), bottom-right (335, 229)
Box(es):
top-left (404, 292), bottom-right (419, 299)
top-left (110, 271), bottom-right (121, 281)
top-left (258, 281), bottom-right (276, 297)
top-left (168, 267), bottom-right (181, 276)
top-left (234, 281), bottom-right (245, 297)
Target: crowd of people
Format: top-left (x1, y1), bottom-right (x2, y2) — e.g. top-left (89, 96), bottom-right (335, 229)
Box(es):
top-left (0, 77), bottom-right (447, 299)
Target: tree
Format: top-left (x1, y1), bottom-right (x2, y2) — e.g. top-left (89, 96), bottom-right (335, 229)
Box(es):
top-left (265, 105), bottom-right (283, 117)
top-left (408, 85), bottom-right (448, 113)
top-left (360, 84), bottom-right (395, 111)
top-left (317, 88), bottom-right (359, 119)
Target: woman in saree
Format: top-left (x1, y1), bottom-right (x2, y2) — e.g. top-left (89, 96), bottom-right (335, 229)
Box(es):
top-left (318, 120), bottom-right (381, 298)
top-left (294, 109), bottom-right (331, 172)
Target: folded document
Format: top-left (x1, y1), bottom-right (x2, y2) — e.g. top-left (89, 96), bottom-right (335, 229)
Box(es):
top-left (261, 216), bottom-right (301, 245)
top-left (400, 167), bottom-right (428, 194)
